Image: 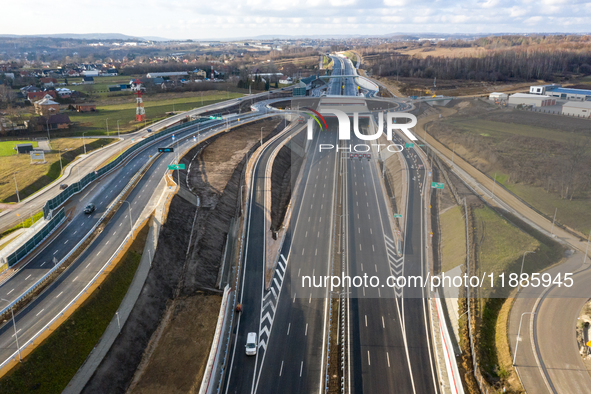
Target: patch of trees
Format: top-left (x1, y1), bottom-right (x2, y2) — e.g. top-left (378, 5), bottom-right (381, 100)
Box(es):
top-left (369, 50), bottom-right (591, 82)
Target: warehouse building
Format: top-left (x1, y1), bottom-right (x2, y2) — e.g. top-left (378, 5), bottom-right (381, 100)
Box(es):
top-left (146, 72), bottom-right (189, 78)
top-left (489, 92), bottom-right (508, 101)
top-left (562, 101), bottom-right (591, 118)
top-left (508, 93), bottom-right (556, 107)
top-left (530, 84), bottom-right (591, 101)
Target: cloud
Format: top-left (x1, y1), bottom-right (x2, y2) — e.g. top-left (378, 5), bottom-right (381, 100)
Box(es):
top-left (0, 0), bottom-right (589, 39)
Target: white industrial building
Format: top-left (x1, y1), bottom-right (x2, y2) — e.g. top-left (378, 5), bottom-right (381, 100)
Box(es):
top-left (530, 84), bottom-right (591, 101)
top-left (508, 93), bottom-right (556, 107)
top-left (489, 92), bottom-right (508, 101)
top-left (146, 72), bottom-right (189, 78)
top-left (561, 101), bottom-right (591, 118)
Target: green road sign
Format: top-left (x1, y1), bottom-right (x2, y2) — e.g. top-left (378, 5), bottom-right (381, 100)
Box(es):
top-left (431, 182), bottom-right (445, 189)
top-left (168, 164), bottom-right (186, 170)
top-left (405, 143), bottom-right (414, 148)
top-left (393, 214), bottom-right (403, 218)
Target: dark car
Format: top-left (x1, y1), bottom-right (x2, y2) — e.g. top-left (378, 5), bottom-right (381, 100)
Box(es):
top-left (59, 183), bottom-right (68, 190)
top-left (84, 203), bottom-right (95, 214)
top-left (147, 128), bottom-right (152, 132)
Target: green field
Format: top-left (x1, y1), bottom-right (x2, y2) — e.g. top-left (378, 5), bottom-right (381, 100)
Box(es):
top-left (65, 92), bottom-right (243, 136)
top-left (472, 205), bottom-right (564, 390)
top-left (0, 141), bottom-right (39, 157)
top-left (444, 118), bottom-right (582, 144)
top-left (0, 138), bottom-right (114, 203)
top-left (0, 223), bottom-right (148, 394)
top-left (442, 115), bottom-right (591, 234)
top-left (439, 205), bottom-right (466, 273)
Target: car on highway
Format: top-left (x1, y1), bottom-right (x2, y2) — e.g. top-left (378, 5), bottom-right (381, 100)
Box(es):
top-left (245, 332), bottom-right (257, 356)
top-left (147, 128), bottom-right (152, 132)
top-left (83, 203), bottom-right (96, 214)
top-left (60, 183), bottom-right (68, 190)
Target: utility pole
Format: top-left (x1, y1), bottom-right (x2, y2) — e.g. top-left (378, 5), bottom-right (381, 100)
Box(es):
top-left (13, 172), bottom-right (20, 203)
top-left (518, 251), bottom-right (535, 292)
top-left (550, 208), bottom-right (557, 236)
top-left (584, 229), bottom-right (591, 264)
top-left (491, 173), bottom-right (497, 200)
top-left (106, 118), bottom-right (109, 136)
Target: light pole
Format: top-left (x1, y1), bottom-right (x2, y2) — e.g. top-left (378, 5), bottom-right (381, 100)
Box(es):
top-left (550, 208), bottom-right (557, 236)
top-left (518, 251), bottom-right (535, 291)
top-left (584, 229), bottom-right (591, 264)
top-left (106, 118), bottom-right (109, 136)
top-left (491, 173), bottom-right (497, 200)
top-left (260, 127), bottom-right (264, 146)
top-left (58, 148), bottom-right (70, 173)
top-left (513, 312), bottom-right (535, 366)
top-left (1, 298), bottom-right (21, 362)
top-left (82, 132), bottom-right (87, 154)
top-left (117, 120), bottom-right (120, 139)
top-left (13, 172), bottom-right (20, 203)
top-left (122, 201), bottom-right (134, 240)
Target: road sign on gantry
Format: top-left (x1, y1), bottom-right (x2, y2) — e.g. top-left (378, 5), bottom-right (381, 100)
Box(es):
top-left (405, 143), bottom-right (415, 148)
top-left (168, 164), bottom-right (185, 170)
top-left (393, 214), bottom-right (403, 218)
top-left (431, 182), bottom-right (445, 189)
top-left (159, 147), bottom-right (174, 153)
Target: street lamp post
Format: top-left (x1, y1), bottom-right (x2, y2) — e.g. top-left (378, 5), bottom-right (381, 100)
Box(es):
top-left (1, 299), bottom-right (21, 362)
top-left (518, 251), bottom-right (535, 292)
top-left (122, 201), bottom-right (134, 240)
top-left (513, 312), bottom-right (535, 366)
top-left (106, 118), bottom-right (109, 136)
top-left (82, 132), bottom-right (87, 155)
top-left (58, 148), bottom-right (70, 173)
top-left (13, 172), bottom-right (20, 203)
top-left (550, 208), bottom-right (557, 236)
top-left (584, 229), bottom-right (591, 264)
top-left (260, 127), bottom-right (264, 146)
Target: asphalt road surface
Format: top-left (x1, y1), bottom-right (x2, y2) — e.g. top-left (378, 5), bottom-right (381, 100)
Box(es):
top-left (0, 114), bottom-right (267, 366)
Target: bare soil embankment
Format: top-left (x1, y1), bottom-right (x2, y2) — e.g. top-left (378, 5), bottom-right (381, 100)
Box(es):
top-left (83, 117), bottom-right (289, 393)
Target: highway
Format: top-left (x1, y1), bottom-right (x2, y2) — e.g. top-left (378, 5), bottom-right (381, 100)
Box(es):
top-left (0, 92), bottom-right (271, 234)
top-left (223, 53), bottom-right (439, 393)
top-left (0, 111), bottom-right (271, 367)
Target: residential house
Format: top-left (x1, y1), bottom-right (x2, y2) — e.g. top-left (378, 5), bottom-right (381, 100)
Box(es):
top-left (66, 69), bottom-right (80, 77)
top-left (27, 90), bottom-right (57, 101)
top-left (40, 77), bottom-right (57, 88)
top-left (32, 114), bottom-right (71, 131)
top-left (193, 69), bottom-right (207, 78)
top-left (82, 76), bottom-right (94, 84)
top-left (74, 103), bottom-right (96, 112)
top-left (56, 88), bottom-right (73, 98)
top-left (34, 95), bottom-right (60, 116)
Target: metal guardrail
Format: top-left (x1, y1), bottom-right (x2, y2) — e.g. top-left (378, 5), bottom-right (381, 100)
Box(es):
top-left (42, 117), bottom-right (210, 219)
top-left (0, 212), bottom-right (139, 370)
top-left (0, 150), bottom-right (154, 320)
top-left (0, 112), bottom-right (268, 352)
top-left (5, 208), bottom-right (66, 267)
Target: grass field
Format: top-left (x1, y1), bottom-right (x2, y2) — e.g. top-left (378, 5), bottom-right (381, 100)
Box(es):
top-left (0, 141), bottom-right (39, 157)
top-left (65, 92), bottom-right (242, 136)
top-left (0, 138), bottom-right (114, 203)
top-left (473, 205), bottom-right (564, 391)
top-left (439, 205), bottom-right (466, 273)
top-left (0, 221), bottom-right (148, 394)
top-left (440, 114), bottom-right (591, 235)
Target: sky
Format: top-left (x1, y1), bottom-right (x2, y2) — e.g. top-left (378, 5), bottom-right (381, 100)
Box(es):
top-left (2, 0), bottom-right (590, 40)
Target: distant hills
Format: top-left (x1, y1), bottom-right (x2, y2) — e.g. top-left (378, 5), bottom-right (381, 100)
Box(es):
top-left (0, 33), bottom-right (171, 41)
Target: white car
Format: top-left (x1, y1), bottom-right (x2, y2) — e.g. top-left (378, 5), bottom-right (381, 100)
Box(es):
top-left (245, 332), bottom-right (257, 356)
